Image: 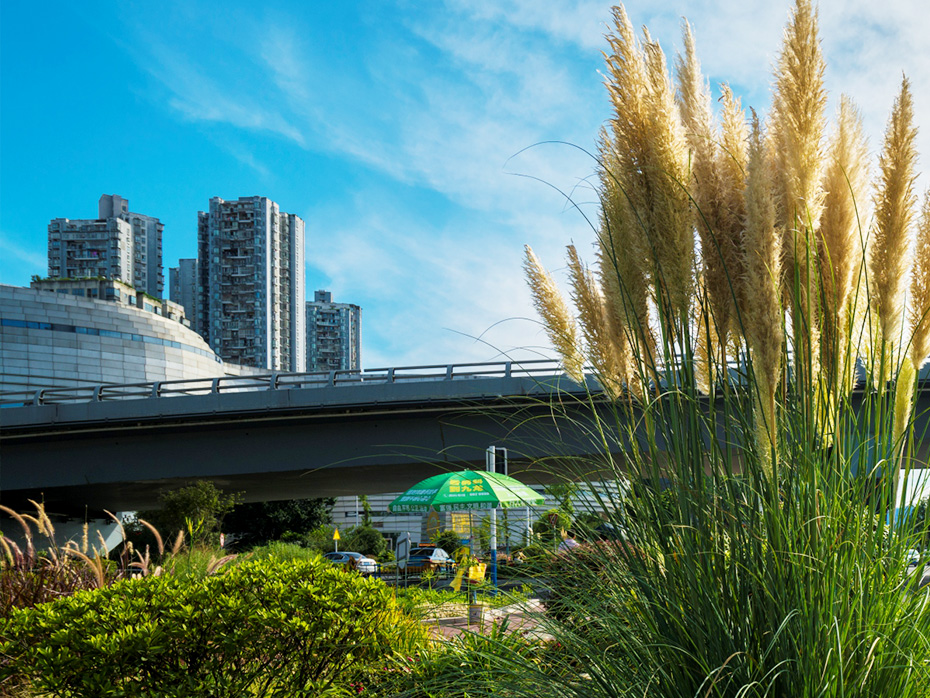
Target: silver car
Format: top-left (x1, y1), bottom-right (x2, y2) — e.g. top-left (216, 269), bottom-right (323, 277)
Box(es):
top-left (324, 551), bottom-right (378, 574)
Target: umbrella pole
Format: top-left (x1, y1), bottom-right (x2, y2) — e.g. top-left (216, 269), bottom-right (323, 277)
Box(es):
top-left (490, 506), bottom-right (498, 590)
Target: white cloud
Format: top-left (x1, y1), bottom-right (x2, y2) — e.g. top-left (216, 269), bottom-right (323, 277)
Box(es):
top-left (102, 0), bottom-right (930, 368)
top-left (0, 234), bottom-right (46, 274)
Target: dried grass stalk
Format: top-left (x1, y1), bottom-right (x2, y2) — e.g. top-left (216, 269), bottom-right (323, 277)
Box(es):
top-left (908, 191), bottom-right (930, 368)
top-left (743, 112), bottom-right (784, 476)
top-left (606, 7), bottom-right (693, 320)
top-left (819, 96), bottom-right (870, 394)
top-left (524, 245), bottom-right (585, 383)
top-left (771, 0), bottom-right (827, 397)
top-left (676, 21), bottom-right (729, 364)
top-left (870, 77), bottom-right (918, 384)
top-left (567, 244), bottom-right (626, 399)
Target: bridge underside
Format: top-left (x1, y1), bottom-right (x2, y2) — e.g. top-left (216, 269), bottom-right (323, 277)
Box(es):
top-left (1, 397), bottom-right (620, 517)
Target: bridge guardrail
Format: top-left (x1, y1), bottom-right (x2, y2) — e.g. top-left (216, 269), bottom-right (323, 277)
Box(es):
top-left (0, 359), bottom-right (566, 408)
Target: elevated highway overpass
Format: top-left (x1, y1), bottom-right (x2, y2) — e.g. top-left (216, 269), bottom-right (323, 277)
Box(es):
top-left (1, 361), bottom-right (615, 516)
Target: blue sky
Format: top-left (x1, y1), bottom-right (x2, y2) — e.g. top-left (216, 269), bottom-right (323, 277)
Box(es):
top-left (2, 1), bottom-right (928, 368)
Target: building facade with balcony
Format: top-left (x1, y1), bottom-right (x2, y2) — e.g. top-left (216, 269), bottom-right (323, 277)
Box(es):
top-left (47, 195), bottom-right (164, 298)
top-left (306, 290), bottom-right (361, 372)
top-left (197, 196), bottom-right (306, 371)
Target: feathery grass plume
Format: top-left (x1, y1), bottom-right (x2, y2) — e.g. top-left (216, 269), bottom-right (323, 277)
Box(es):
top-left (206, 554), bottom-right (237, 576)
top-left (908, 191), bottom-right (930, 368)
top-left (63, 546), bottom-right (105, 589)
top-left (605, 6), bottom-right (693, 323)
top-left (819, 96), bottom-right (870, 394)
top-left (170, 529), bottom-right (185, 556)
top-left (743, 111), bottom-right (784, 477)
top-left (870, 76), bottom-right (918, 388)
top-left (81, 522), bottom-right (89, 555)
top-left (567, 244), bottom-right (626, 399)
top-left (0, 536), bottom-right (14, 566)
top-left (523, 245), bottom-right (585, 383)
top-left (676, 21), bottom-right (731, 368)
top-left (692, 282), bottom-right (713, 394)
top-left (597, 131), bottom-right (655, 396)
top-left (641, 35), bottom-right (694, 320)
top-left (894, 355), bottom-right (917, 456)
top-left (103, 509), bottom-right (127, 546)
top-left (717, 84), bottom-right (750, 329)
top-left (137, 517), bottom-right (166, 557)
top-left (771, 0), bottom-right (827, 394)
top-left (27, 500), bottom-right (55, 545)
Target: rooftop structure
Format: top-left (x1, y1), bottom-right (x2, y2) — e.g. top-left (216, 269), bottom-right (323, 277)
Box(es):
top-left (47, 195), bottom-right (164, 297)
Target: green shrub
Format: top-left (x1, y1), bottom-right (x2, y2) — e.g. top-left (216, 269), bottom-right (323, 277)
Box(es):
top-left (344, 524), bottom-right (388, 560)
top-left (244, 540), bottom-right (323, 562)
top-left (531, 508), bottom-right (571, 545)
top-left (431, 529), bottom-right (464, 555)
top-left (1, 556), bottom-right (428, 696)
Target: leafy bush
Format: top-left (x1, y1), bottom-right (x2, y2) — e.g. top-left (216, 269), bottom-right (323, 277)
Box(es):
top-left (431, 529), bottom-right (464, 555)
top-left (530, 508), bottom-right (571, 545)
top-left (244, 540), bottom-right (323, 562)
top-left (1, 556), bottom-right (428, 696)
top-left (344, 524), bottom-right (389, 560)
top-left (223, 497), bottom-right (334, 548)
top-left (136, 481), bottom-right (241, 547)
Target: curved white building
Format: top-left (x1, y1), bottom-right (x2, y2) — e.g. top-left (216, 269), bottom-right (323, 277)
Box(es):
top-left (0, 284), bottom-right (258, 394)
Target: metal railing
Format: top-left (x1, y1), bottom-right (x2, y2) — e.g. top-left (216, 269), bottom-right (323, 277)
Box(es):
top-left (0, 359), bottom-right (566, 408)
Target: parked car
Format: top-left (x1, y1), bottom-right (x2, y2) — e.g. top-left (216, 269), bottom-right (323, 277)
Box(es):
top-left (324, 551), bottom-right (378, 574)
top-left (405, 546), bottom-right (456, 574)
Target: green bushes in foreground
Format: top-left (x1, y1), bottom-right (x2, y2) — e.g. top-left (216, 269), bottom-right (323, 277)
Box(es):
top-left (1, 556), bottom-right (428, 697)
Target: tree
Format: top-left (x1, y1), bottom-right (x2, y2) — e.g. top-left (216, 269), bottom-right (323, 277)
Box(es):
top-left (431, 529), bottom-right (463, 556)
top-left (138, 481), bottom-right (241, 546)
top-left (360, 495), bottom-right (373, 527)
top-left (344, 525), bottom-right (388, 560)
top-left (222, 498), bottom-right (334, 548)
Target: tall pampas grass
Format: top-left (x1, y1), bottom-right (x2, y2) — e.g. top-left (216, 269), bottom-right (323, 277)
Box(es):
top-left (908, 191), bottom-right (930, 369)
top-left (676, 22), bottom-right (740, 369)
top-left (818, 96), bottom-right (870, 397)
top-left (567, 244), bottom-right (626, 399)
top-left (742, 112), bottom-right (784, 475)
top-left (605, 6), bottom-right (693, 323)
top-left (771, 0), bottom-right (827, 405)
top-left (870, 77), bottom-right (919, 388)
top-left (506, 3), bottom-right (930, 696)
top-left (523, 245), bottom-right (585, 383)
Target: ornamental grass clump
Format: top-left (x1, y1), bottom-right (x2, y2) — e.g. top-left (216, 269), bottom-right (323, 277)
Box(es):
top-left (422, 1), bottom-right (930, 696)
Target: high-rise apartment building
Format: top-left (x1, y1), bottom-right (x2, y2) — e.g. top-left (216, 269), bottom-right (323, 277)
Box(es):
top-left (47, 194), bottom-right (164, 298)
top-left (306, 290), bottom-right (361, 372)
top-left (169, 258), bottom-right (200, 335)
top-left (197, 196), bottom-right (305, 371)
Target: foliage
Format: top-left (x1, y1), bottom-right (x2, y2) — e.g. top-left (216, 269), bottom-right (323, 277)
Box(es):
top-left (222, 497), bottom-right (334, 549)
top-left (359, 494), bottom-right (373, 526)
top-left (383, 621), bottom-right (559, 697)
top-left (431, 529), bottom-right (464, 556)
top-left (245, 540), bottom-right (325, 563)
top-left (137, 481), bottom-right (241, 547)
top-left (543, 482), bottom-right (579, 516)
top-left (531, 508), bottom-right (571, 545)
top-left (393, 585), bottom-right (530, 619)
top-left (301, 523), bottom-right (341, 553)
top-left (437, 1), bottom-right (930, 695)
top-left (1, 557), bottom-right (428, 696)
top-left (344, 524), bottom-right (389, 560)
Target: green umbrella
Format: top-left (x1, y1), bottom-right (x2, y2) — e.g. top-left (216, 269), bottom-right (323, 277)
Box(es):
top-left (389, 470), bottom-right (544, 513)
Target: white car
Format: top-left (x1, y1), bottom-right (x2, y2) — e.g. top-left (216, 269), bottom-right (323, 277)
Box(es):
top-left (324, 551), bottom-right (378, 574)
